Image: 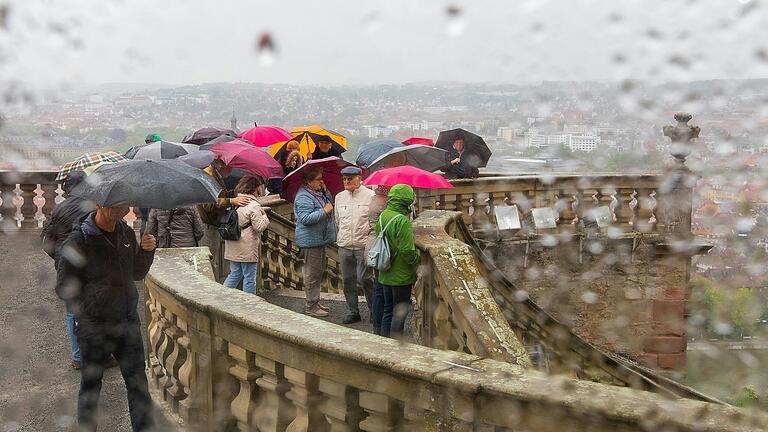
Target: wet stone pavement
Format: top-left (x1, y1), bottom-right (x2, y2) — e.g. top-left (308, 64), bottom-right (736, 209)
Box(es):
top-left (0, 231), bottom-right (405, 431)
top-left (0, 231), bottom-right (176, 432)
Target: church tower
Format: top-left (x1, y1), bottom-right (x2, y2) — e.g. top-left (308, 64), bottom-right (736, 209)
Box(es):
top-left (230, 108), bottom-right (238, 132)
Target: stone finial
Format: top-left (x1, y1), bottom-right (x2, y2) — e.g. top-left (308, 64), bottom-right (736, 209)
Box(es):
top-left (662, 112), bottom-right (700, 166)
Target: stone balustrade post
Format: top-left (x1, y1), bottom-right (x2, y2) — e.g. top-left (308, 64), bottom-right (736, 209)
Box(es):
top-left (0, 182), bottom-right (17, 229)
top-left (19, 183), bottom-right (38, 229)
top-left (252, 355), bottom-right (294, 431)
top-left (40, 183), bottom-right (58, 223)
top-left (284, 367), bottom-right (330, 431)
top-left (318, 378), bottom-right (365, 432)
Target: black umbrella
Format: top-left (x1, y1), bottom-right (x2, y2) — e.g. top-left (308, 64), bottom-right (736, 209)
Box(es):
top-left (182, 127), bottom-right (236, 145)
top-left (435, 128), bottom-right (492, 168)
top-left (356, 139), bottom-right (404, 168)
top-left (367, 145), bottom-right (450, 173)
top-left (71, 160), bottom-right (222, 209)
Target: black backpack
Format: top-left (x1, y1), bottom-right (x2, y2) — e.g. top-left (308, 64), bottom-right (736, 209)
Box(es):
top-left (217, 206), bottom-right (252, 241)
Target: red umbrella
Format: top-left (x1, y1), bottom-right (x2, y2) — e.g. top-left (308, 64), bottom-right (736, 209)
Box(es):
top-left (280, 157), bottom-right (354, 202)
top-left (210, 140), bottom-right (285, 179)
top-left (363, 166), bottom-right (454, 189)
top-left (237, 125), bottom-right (293, 148)
top-left (402, 137), bottom-right (434, 146)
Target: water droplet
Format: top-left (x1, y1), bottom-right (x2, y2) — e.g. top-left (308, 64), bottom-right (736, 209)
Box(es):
top-left (514, 289), bottom-right (529, 302)
top-left (256, 32), bottom-right (277, 67)
top-left (581, 291), bottom-right (598, 304)
top-left (363, 11), bottom-right (383, 33)
top-left (445, 5), bottom-right (465, 37)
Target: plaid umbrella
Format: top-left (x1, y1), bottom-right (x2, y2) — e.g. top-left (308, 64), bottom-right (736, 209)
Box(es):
top-left (56, 151), bottom-right (128, 181)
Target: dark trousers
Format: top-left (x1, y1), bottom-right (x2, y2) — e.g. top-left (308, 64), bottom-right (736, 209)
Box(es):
top-left (339, 247), bottom-right (373, 317)
top-left (371, 282), bottom-right (384, 335)
top-left (380, 283), bottom-right (412, 338)
top-left (75, 319), bottom-right (153, 432)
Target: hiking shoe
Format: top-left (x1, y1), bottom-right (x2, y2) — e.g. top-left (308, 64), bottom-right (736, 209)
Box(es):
top-left (342, 314), bottom-right (361, 324)
top-left (304, 304), bottom-right (329, 318)
top-left (317, 302), bottom-right (330, 312)
top-left (71, 360), bottom-right (81, 370)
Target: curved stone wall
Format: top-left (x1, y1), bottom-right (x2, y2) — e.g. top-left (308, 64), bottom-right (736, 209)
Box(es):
top-left (144, 247), bottom-right (767, 431)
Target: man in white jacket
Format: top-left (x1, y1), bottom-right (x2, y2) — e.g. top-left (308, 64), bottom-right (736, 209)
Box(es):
top-left (335, 166), bottom-right (376, 324)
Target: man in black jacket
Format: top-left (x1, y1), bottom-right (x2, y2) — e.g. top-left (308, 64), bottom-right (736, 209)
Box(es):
top-left (56, 205), bottom-right (157, 432)
top-left (41, 171), bottom-right (95, 370)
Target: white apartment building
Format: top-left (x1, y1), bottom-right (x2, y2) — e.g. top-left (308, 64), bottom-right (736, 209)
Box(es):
top-left (568, 135), bottom-right (601, 152)
top-left (525, 129), bottom-right (547, 148)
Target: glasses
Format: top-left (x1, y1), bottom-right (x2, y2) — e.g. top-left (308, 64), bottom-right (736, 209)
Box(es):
top-left (342, 177), bottom-right (358, 182)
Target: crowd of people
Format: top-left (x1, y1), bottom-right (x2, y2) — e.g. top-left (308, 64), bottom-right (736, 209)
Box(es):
top-left (39, 129), bottom-right (484, 431)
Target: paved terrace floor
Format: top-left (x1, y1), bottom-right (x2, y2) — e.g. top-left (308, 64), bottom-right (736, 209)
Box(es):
top-left (0, 231), bottom-right (387, 431)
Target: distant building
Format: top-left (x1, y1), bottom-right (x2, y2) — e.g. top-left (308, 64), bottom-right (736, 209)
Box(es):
top-left (567, 135), bottom-right (600, 152)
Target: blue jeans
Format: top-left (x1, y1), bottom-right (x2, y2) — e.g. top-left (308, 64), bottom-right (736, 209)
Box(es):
top-left (65, 304), bottom-right (81, 362)
top-left (224, 261), bottom-right (257, 294)
top-left (380, 284), bottom-right (412, 338)
top-left (371, 282), bottom-right (384, 335)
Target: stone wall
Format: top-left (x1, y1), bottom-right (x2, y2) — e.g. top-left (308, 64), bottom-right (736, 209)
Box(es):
top-left (144, 247), bottom-right (768, 431)
top-left (486, 236), bottom-right (689, 370)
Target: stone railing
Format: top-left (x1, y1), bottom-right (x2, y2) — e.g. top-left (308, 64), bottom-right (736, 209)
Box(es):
top-left (411, 210), bottom-right (531, 366)
top-left (144, 247), bottom-right (767, 431)
top-left (255, 196), bottom-right (343, 294)
top-left (255, 198), bottom-right (529, 366)
top-left (0, 170), bottom-right (142, 230)
top-left (414, 173), bottom-right (668, 235)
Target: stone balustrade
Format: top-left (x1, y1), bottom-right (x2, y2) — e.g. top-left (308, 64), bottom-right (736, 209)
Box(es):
top-left (0, 170), bottom-right (141, 230)
top-left (145, 247), bottom-right (767, 431)
top-left (415, 173), bottom-right (668, 236)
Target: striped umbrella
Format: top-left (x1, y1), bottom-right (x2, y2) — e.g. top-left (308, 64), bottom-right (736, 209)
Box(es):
top-left (56, 151), bottom-right (128, 181)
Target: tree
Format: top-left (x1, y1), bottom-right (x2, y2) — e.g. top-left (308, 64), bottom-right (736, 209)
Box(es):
top-left (110, 128), bottom-right (128, 143)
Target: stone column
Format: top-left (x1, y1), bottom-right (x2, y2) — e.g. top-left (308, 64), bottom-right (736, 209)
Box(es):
top-left (18, 183), bottom-right (38, 229)
top-left (643, 112), bottom-right (701, 370)
top-left (0, 182), bottom-right (15, 230)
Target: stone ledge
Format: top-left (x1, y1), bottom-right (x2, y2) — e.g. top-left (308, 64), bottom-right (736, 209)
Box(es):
top-left (145, 247), bottom-right (768, 431)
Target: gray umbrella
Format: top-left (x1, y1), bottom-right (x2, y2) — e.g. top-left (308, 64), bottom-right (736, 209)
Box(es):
top-left (367, 145), bottom-right (450, 173)
top-left (356, 139), bottom-right (404, 168)
top-left (71, 159), bottom-right (221, 209)
top-left (177, 150), bottom-right (216, 169)
top-left (124, 140), bottom-right (199, 160)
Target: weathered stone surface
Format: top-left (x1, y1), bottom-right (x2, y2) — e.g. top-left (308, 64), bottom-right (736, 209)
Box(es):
top-left (143, 247), bottom-right (768, 431)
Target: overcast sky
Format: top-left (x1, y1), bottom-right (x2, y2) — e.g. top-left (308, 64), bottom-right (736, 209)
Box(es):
top-left (2, 0), bottom-right (767, 88)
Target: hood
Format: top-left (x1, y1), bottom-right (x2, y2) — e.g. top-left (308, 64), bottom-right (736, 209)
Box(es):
top-left (386, 184), bottom-right (415, 215)
top-left (80, 212), bottom-right (103, 237)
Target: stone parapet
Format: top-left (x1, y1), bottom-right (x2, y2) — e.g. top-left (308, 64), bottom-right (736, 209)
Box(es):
top-left (144, 247), bottom-right (768, 431)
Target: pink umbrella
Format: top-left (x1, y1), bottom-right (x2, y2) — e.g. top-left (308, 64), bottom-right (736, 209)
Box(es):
top-left (363, 165), bottom-right (454, 189)
top-left (237, 125), bottom-right (293, 148)
top-left (210, 140), bottom-right (285, 179)
top-left (281, 157), bottom-right (354, 202)
top-left (402, 137), bottom-right (434, 146)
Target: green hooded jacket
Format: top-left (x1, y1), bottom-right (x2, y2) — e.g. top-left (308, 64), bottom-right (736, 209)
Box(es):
top-left (374, 184), bottom-right (420, 286)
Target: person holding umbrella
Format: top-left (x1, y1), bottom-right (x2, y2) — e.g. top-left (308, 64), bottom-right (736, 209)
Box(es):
top-left (198, 159), bottom-right (251, 281)
top-left (56, 205), bottom-right (157, 431)
top-left (59, 158), bottom-right (221, 432)
top-left (294, 166), bottom-right (337, 317)
top-left (374, 184), bottom-right (420, 338)
top-left (334, 166), bottom-right (375, 324)
top-left (446, 135), bottom-right (479, 179)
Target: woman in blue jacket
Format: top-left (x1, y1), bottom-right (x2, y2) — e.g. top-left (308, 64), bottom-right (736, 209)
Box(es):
top-left (294, 166), bottom-right (337, 317)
